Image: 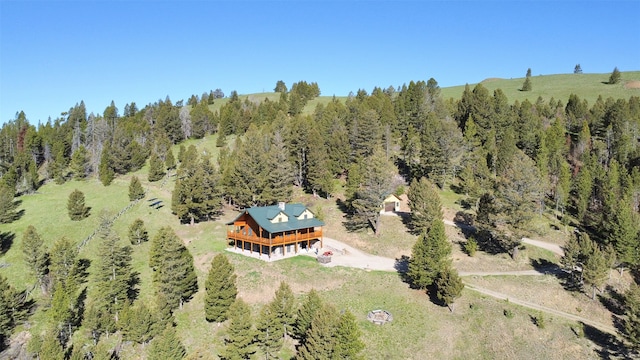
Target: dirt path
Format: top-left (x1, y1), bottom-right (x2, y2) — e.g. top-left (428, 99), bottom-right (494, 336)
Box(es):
top-left (442, 219), bottom-right (565, 256)
top-left (320, 236), bottom-right (616, 336)
top-left (464, 283), bottom-right (617, 335)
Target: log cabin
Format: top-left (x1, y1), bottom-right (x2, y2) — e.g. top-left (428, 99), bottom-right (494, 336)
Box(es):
top-left (226, 202), bottom-right (324, 258)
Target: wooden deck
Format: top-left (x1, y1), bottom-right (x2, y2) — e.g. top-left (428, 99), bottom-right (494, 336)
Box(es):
top-left (226, 229), bottom-right (323, 246)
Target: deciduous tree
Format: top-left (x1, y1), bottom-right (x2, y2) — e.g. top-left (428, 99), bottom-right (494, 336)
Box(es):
top-left (128, 219), bottom-right (148, 245)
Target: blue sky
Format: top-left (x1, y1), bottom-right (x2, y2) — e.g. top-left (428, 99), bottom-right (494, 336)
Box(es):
top-left (1, 1), bottom-right (639, 125)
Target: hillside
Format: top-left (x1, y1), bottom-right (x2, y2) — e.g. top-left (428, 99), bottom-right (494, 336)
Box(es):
top-left (440, 71), bottom-right (640, 104)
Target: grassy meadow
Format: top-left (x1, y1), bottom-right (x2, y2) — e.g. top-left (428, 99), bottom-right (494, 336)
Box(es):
top-left (0, 132), bottom-right (625, 359)
top-left (440, 71), bottom-right (640, 104)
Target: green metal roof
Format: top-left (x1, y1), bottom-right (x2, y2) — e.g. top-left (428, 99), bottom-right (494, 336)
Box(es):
top-left (227, 203), bottom-right (324, 234)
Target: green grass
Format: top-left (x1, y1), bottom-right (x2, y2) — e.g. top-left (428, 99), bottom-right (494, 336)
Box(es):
top-left (0, 132), bottom-right (612, 359)
top-left (440, 71), bottom-right (640, 104)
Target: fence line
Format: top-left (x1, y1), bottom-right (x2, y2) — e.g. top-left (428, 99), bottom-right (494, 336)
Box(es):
top-left (77, 194), bottom-right (144, 250)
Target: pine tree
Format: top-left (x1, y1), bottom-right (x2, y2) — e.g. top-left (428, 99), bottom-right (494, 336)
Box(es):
top-left (165, 150), bottom-right (176, 171)
top-left (407, 219), bottom-right (452, 290)
top-left (93, 223), bottom-right (134, 323)
top-left (67, 189), bottom-right (89, 221)
top-left (293, 289), bottom-right (323, 342)
top-left (70, 145), bottom-right (89, 180)
top-left (296, 303), bottom-right (338, 360)
top-left (435, 266), bottom-right (464, 312)
top-left (151, 227), bottom-right (198, 310)
top-left (266, 281), bottom-right (296, 344)
top-left (407, 177), bottom-right (443, 235)
top-left (172, 156), bottom-right (222, 224)
top-left (256, 304), bottom-right (283, 359)
top-left (204, 254), bottom-right (237, 323)
top-left (221, 299), bottom-right (256, 360)
top-left (349, 148), bottom-right (396, 234)
top-left (609, 197), bottom-right (639, 272)
top-left (574, 165), bottom-right (593, 221)
top-left (49, 237), bottom-right (78, 288)
top-left (0, 274), bottom-right (20, 346)
top-left (0, 185), bottom-right (19, 224)
top-left (148, 325), bottom-right (186, 360)
top-left (148, 153), bottom-right (166, 182)
top-left (574, 64), bottom-right (583, 74)
top-left (609, 67), bottom-right (621, 84)
top-left (38, 330), bottom-right (65, 360)
top-left (583, 246), bottom-right (608, 300)
top-left (521, 76), bottom-right (532, 91)
top-left (21, 225), bottom-right (48, 291)
top-left (98, 144), bottom-right (115, 186)
top-left (128, 218), bottom-right (148, 245)
top-left (128, 176), bottom-right (145, 201)
top-left (332, 310), bottom-right (365, 360)
top-left (120, 301), bottom-right (155, 344)
top-left (620, 283), bottom-right (640, 354)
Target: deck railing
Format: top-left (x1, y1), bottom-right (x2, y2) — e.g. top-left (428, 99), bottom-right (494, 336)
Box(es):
top-left (227, 229), bottom-right (322, 246)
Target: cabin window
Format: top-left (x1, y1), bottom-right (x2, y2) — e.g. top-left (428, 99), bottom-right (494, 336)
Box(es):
top-left (279, 217), bottom-right (282, 222)
top-left (304, 214), bottom-right (308, 219)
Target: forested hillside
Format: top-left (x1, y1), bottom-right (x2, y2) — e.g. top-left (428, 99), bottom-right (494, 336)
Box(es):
top-left (1, 73), bottom-right (640, 358)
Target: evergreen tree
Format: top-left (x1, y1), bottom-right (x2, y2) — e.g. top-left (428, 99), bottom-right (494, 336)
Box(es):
top-left (165, 149), bottom-right (176, 171)
top-left (21, 225), bottom-right (48, 291)
top-left (128, 175), bottom-right (145, 201)
top-left (221, 299), bottom-right (256, 360)
top-left (583, 246), bottom-right (608, 300)
top-left (293, 289), bottom-right (323, 342)
top-left (296, 303), bottom-right (338, 360)
top-left (332, 310), bottom-right (365, 360)
top-left (521, 76), bottom-right (532, 91)
top-left (349, 148), bottom-right (396, 234)
top-left (407, 219), bottom-right (452, 290)
top-left (574, 165), bottom-right (593, 221)
top-left (120, 301), bottom-right (155, 344)
top-left (49, 237), bottom-right (79, 288)
top-left (256, 304), bottom-right (283, 359)
top-left (38, 330), bottom-right (65, 360)
top-left (435, 266), bottom-right (464, 312)
top-left (609, 197), bottom-right (639, 272)
top-left (93, 223), bottom-right (134, 323)
top-left (172, 155), bottom-right (222, 224)
top-left (407, 177), bottom-right (443, 235)
top-left (268, 281), bottom-right (296, 341)
top-left (151, 227), bottom-right (198, 310)
top-left (67, 189), bottom-right (89, 221)
top-left (128, 218), bottom-right (149, 245)
top-left (0, 274), bottom-right (21, 346)
top-left (148, 153), bottom-right (166, 182)
top-left (620, 283), bottom-right (640, 354)
top-left (148, 325), bottom-right (186, 360)
top-left (609, 66), bottom-right (621, 84)
top-left (204, 254), bottom-right (237, 323)
top-left (70, 145), bottom-right (89, 180)
top-left (0, 185), bottom-right (19, 224)
top-left (574, 64), bottom-right (583, 74)
top-left (98, 144), bottom-right (115, 186)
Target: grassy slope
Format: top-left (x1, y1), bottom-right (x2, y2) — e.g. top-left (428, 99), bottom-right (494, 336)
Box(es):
top-left (1, 134), bottom-right (615, 359)
top-left (6, 69), bottom-right (639, 356)
top-left (440, 71), bottom-right (640, 104)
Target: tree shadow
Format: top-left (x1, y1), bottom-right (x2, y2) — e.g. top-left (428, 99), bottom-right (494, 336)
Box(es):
top-left (128, 271), bottom-right (141, 301)
top-left (474, 230), bottom-right (505, 255)
top-left (581, 322), bottom-right (624, 359)
top-left (74, 258), bottom-right (91, 284)
top-left (395, 255), bottom-right (410, 282)
top-left (0, 232), bottom-right (15, 255)
top-left (530, 258), bottom-right (564, 276)
top-left (597, 285), bottom-right (626, 316)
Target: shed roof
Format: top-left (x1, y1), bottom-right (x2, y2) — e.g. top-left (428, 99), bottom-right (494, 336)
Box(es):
top-left (227, 203), bottom-right (324, 233)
